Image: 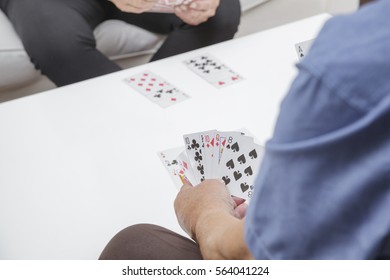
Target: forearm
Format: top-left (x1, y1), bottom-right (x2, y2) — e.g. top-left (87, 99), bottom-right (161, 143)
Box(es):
top-left (195, 211), bottom-right (253, 260)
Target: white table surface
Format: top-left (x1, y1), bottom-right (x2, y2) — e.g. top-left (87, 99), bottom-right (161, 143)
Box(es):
top-left (0, 14), bottom-right (330, 259)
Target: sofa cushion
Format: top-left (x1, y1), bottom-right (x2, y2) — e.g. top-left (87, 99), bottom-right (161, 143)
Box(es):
top-left (0, 50), bottom-right (39, 91)
top-left (94, 20), bottom-right (165, 60)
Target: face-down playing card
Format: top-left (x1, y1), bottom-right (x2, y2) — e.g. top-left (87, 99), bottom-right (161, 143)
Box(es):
top-left (124, 70), bottom-right (190, 108)
top-left (184, 54), bottom-right (243, 88)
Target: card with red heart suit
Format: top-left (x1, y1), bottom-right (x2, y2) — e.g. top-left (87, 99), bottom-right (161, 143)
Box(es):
top-left (124, 70), bottom-right (190, 108)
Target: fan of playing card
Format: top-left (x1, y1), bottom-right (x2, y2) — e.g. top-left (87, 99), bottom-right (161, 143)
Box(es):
top-left (159, 130), bottom-right (264, 201)
top-left (148, 0), bottom-right (193, 13)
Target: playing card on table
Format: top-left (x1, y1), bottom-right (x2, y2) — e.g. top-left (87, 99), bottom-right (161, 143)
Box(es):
top-left (295, 39), bottom-right (315, 61)
top-left (124, 70), bottom-right (190, 108)
top-left (159, 129), bottom-right (264, 201)
top-left (184, 54), bottom-right (243, 88)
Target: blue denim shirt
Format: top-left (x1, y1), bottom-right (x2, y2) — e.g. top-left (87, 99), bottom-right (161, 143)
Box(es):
top-left (245, 0), bottom-right (390, 259)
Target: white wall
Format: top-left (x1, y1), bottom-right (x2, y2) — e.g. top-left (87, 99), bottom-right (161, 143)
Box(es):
top-left (327, 0), bottom-right (359, 14)
top-left (237, 0), bottom-right (359, 37)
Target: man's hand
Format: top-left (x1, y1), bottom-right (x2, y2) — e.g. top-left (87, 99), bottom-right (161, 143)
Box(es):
top-left (174, 179), bottom-right (252, 259)
top-left (109, 0), bottom-right (158, 14)
top-left (174, 0), bottom-right (220, 26)
top-left (174, 179), bottom-right (238, 238)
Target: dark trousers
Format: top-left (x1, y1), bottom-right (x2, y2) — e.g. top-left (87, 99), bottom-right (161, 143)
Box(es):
top-left (99, 224), bottom-right (203, 260)
top-left (1, 0), bottom-right (240, 86)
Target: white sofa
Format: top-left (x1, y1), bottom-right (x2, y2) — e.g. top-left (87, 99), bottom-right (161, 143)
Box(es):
top-left (0, 0), bottom-right (358, 102)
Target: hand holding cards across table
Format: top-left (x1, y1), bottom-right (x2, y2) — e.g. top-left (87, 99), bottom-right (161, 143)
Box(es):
top-left (148, 0), bottom-right (193, 13)
top-left (159, 130), bottom-right (264, 202)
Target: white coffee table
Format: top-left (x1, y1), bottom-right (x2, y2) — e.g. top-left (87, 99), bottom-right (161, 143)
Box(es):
top-left (0, 14), bottom-right (330, 259)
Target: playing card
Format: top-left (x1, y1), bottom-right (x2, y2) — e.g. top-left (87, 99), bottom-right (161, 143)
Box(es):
top-left (184, 54), bottom-right (244, 88)
top-left (160, 129), bottom-right (264, 202)
top-left (201, 130), bottom-right (218, 178)
top-left (158, 147), bottom-right (186, 188)
top-left (145, 87), bottom-right (190, 108)
top-left (216, 131), bottom-right (246, 165)
top-left (158, 147), bottom-right (196, 188)
top-left (183, 131), bottom-right (209, 184)
top-left (295, 39), bottom-right (315, 61)
top-left (176, 151), bottom-right (197, 186)
top-left (217, 136), bottom-right (263, 201)
top-left (148, 0), bottom-right (193, 13)
top-left (124, 70), bottom-right (190, 108)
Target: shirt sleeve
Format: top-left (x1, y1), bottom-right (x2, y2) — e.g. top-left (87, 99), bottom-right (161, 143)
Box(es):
top-left (245, 66), bottom-right (390, 259)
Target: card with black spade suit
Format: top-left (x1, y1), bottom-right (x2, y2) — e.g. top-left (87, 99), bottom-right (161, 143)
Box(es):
top-left (159, 129), bottom-right (264, 202)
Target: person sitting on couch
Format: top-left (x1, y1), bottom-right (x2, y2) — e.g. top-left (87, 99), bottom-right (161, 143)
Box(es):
top-left (0, 0), bottom-right (240, 86)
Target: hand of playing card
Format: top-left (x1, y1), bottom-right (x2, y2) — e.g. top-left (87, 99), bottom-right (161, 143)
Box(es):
top-left (174, 0), bottom-right (220, 26)
top-left (110, 0), bottom-right (158, 14)
top-left (160, 129), bottom-right (264, 201)
top-left (148, 0), bottom-right (193, 13)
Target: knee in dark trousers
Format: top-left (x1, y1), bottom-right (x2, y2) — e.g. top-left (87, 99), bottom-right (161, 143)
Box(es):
top-left (5, 0), bottom-right (118, 86)
top-left (201, 0), bottom-right (242, 41)
top-left (99, 224), bottom-right (203, 260)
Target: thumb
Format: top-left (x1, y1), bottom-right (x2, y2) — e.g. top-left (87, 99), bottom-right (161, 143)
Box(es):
top-left (179, 175), bottom-right (193, 189)
top-left (234, 203), bottom-right (248, 219)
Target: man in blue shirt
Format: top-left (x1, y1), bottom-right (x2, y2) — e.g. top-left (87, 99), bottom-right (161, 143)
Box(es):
top-left (100, 0), bottom-right (390, 259)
